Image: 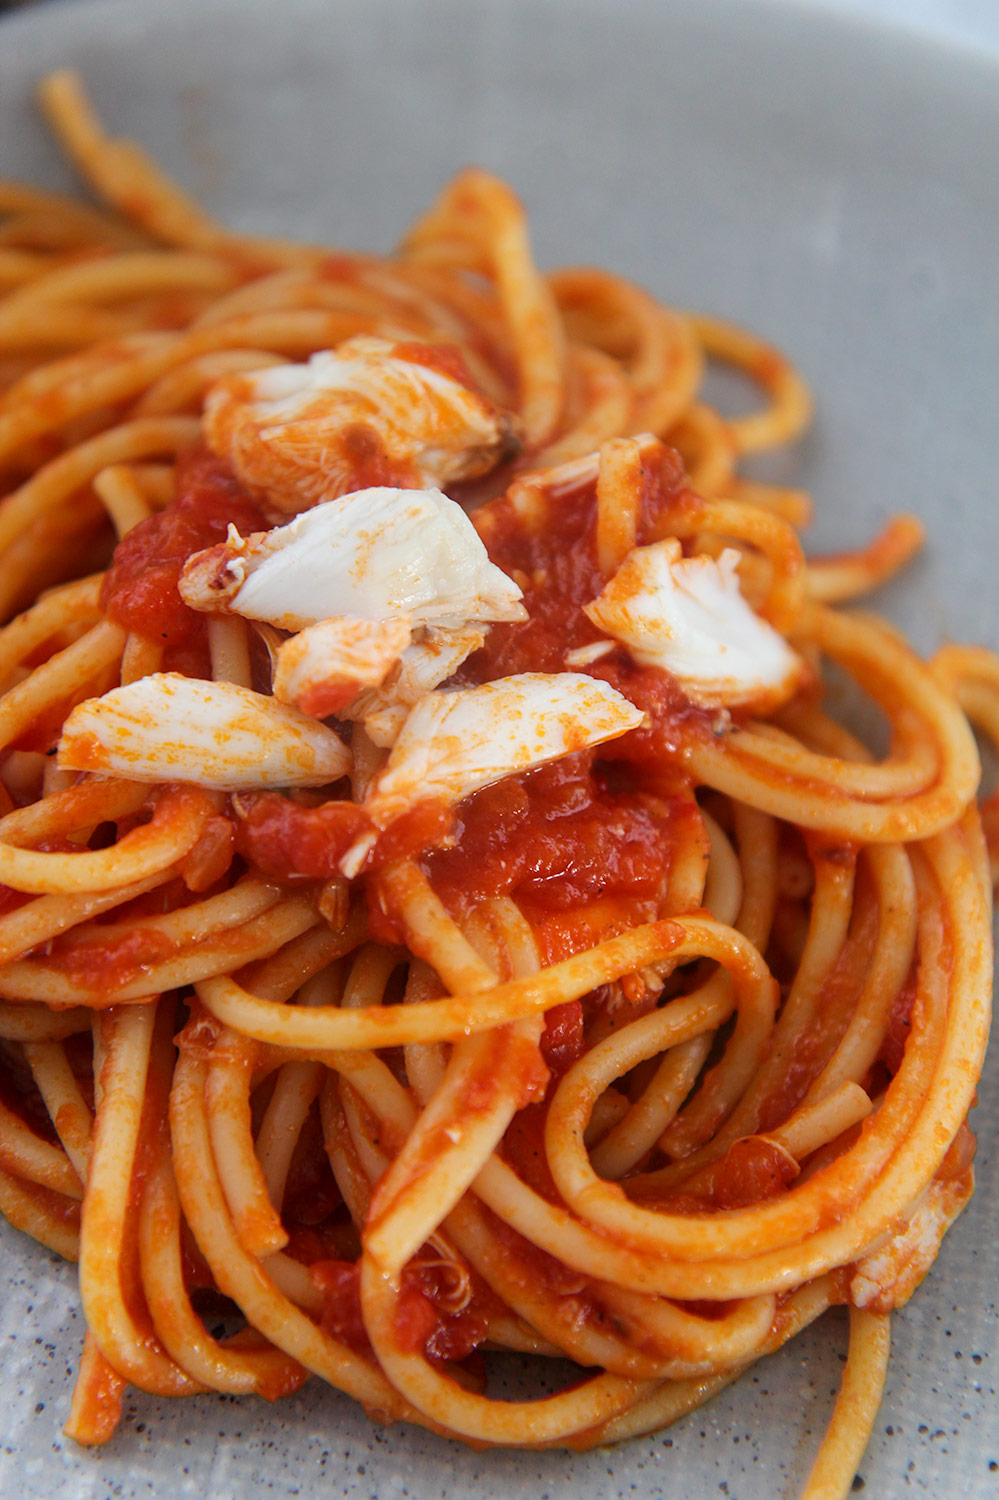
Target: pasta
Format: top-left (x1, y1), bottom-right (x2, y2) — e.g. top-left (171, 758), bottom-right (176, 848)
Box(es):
top-left (0, 68), bottom-right (993, 1500)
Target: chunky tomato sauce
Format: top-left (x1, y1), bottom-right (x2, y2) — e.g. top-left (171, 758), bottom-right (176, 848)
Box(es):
top-left (311, 1255), bottom-right (490, 1366)
top-left (502, 1102), bottom-right (558, 1203)
top-left (936, 1120), bottom-right (976, 1184)
top-left (540, 1001), bottom-right (585, 1078)
top-left (710, 1136), bottom-right (800, 1209)
top-left (628, 1134), bottom-right (802, 1216)
top-left (358, 446), bottom-right (712, 949)
top-left (281, 1105), bottom-right (344, 1230)
top-left (311, 1259), bottom-right (372, 1356)
top-left (392, 1261), bottom-right (490, 1364)
top-left (233, 793), bottom-right (370, 881)
top-left (466, 442), bottom-right (717, 762)
top-left (234, 792), bottom-right (457, 890)
top-left (101, 447), bottom-right (266, 671)
top-left (424, 753), bottom-right (690, 960)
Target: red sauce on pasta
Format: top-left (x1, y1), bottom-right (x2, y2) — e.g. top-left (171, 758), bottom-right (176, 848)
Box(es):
top-left (46, 926), bottom-right (176, 991)
top-left (311, 1260), bottom-right (371, 1356)
top-left (312, 1256), bottom-right (490, 1366)
top-left (233, 794), bottom-right (369, 881)
top-left (425, 755), bottom-right (676, 917)
top-left (0, 882), bottom-right (31, 916)
top-left (711, 1136), bottom-right (800, 1209)
top-left (468, 458), bottom-right (719, 770)
top-left (101, 447), bottom-right (266, 665)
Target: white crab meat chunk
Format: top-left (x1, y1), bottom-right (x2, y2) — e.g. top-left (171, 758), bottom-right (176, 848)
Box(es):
top-left (347, 624), bottom-right (486, 746)
top-left (203, 335), bottom-right (520, 514)
top-left (583, 539), bottom-right (802, 710)
top-left (57, 673), bottom-right (351, 791)
top-left (850, 1181), bottom-right (967, 1313)
top-left (178, 486), bottom-right (526, 634)
top-left (273, 616), bottom-right (412, 719)
top-left (361, 672), bottom-right (644, 831)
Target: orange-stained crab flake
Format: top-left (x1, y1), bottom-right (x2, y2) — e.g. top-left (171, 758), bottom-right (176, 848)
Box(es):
top-left (360, 672), bottom-right (644, 834)
top-left (203, 335), bottom-right (521, 515)
top-left (584, 538), bottom-right (803, 711)
top-left (58, 673), bottom-right (352, 791)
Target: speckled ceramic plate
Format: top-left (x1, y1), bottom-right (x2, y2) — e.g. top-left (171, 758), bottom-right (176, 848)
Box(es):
top-left (0, 1), bottom-right (997, 1496)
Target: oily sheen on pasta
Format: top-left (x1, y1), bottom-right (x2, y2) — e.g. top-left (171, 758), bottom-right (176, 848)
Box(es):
top-left (0, 69), bottom-right (994, 1500)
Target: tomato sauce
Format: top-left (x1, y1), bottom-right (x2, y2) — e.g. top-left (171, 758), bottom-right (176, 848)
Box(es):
top-left (233, 792), bottom-right (370, 882)
top-left (46, 926), bottom-right (177, 993)
top-left (630, 1137), bottom-right (801, 1216)
top-left (393, 1262), bottom-right (490, 1365)
top-left (470, 571), bottom-right (716, 772)
top-left (311, 1259), bottom-right (371, 1356)
top-left (0, 883), bottom-right (31, 918)
top-left (310, 1255), bottom-right (490, 1367)
top-left (710, 1136), bottom-right (800, 1209)
top-left (282, 1105), bottom-right (343, 1229)
top-left (466, 441), bottom-right (717, 767)
top-left (101, 447), bottom-right (266, 671)
top-left (178, 814), bottom-right (236, 893)
top-left (225, 444), bottom-right (715, 933)
top-left (388, 446), bottom-right (715, 945)
top-left (936, 1119), bottom-right (976, 1184)
top-left (540, 1001), bottom-right (585, 1078)
top-left (423, 753), bottom-right (693, 962)
top-left (879, 965), bottom-right (918, 1078)
top-left (502, 1100), bottom-right (561, 1203)
top-left (427, 755), bottom-right (664, 909)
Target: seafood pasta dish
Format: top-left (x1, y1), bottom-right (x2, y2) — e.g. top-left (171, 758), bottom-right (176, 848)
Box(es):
top-left (0, 69), bottom-right (994, 1500)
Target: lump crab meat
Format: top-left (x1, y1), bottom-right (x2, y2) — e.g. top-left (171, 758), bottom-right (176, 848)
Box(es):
top-left (178, 485), bottom-right (526, 634)
top-left (203, 334), bottom-right (521, 515)
top-left (345, 624), bottom-right (487, 746)
top-left (583, 538), bottom-right (802, 711)
top-left (361, 672), bottom-right (645, 832)
top-left (272, 616), bottom-right (413, 719)
top-left (58, 673), bottom-right (352, 791)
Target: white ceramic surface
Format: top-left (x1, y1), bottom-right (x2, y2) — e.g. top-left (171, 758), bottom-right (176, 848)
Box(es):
top-left (0, 2), bottom-right (996, 1497)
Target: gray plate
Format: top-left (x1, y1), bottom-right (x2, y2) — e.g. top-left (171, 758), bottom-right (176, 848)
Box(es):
top-left (0, 2), bottom-right (997, 1497)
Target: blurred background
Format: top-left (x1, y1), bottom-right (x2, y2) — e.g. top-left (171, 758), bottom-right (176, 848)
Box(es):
top-left (1, 0), bottom-right (998, 50)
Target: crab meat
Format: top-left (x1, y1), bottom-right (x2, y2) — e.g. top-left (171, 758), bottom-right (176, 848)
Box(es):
top-left (178, 486), bottom-right (526, 634)
top-left (203, 335), bottom-right (521, 515)
top-left (850, 1177), bottom-right (971, 1314)
top-left (361, 672), bottom-right (644, 831)
top-left (273, 616), bottom-right (412, 719)
top-left (58, 673), bottom-right (351, 791)
top-left (347, 625), bottom-right (487, 746)
top-left (583, 539), bottom-right (802, 710)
